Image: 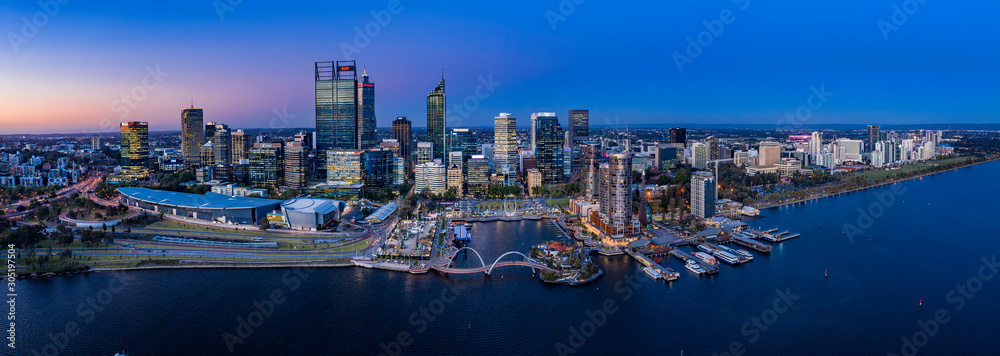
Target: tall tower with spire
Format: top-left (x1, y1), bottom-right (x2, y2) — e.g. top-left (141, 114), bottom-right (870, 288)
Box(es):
top-left (426, 70), bottom-right (446, 161)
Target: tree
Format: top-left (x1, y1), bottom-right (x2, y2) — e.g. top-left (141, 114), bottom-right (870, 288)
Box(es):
top-left (59, 249), bottom-right (72, 260)
top-left (258, 217), bottom-right (270, 231)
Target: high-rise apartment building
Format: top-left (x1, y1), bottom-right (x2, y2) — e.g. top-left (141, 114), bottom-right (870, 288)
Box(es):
top-left (809, 131), bottom-right (823, 165)
top-left (232, 129), bottom-right (250, 162)
top-left (284, 141), bottom-right (309, 189)
top-left (599, 153), bottom-right (632, 227)
top-left (414, 162), bottom-right (446, 195)
top-left (691, 171), bottom-right (716, 219)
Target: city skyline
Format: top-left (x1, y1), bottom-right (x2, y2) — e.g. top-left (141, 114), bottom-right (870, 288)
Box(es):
top-left (2, 1), bottom-right (999, 134)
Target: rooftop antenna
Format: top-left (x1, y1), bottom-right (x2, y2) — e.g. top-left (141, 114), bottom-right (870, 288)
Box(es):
top-left (190, 98), bottom-right (194, 109)
top-left (441, 64), bottom-right (444, 80)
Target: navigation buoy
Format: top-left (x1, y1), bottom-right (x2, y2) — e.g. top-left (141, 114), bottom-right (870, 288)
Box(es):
top-left (919, 299), bottom-right (922, 307)
top-left (824, 269), bottom-right (828, 278)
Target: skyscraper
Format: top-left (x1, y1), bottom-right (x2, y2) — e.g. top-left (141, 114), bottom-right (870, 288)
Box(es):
top-left (427, 76), bottom-right (446, 161)
top-left (181, 106), bottom-right (204, 169)
top-left (248, 143), bottom-right (283, 188)
top-left (205, 121), bottom-right (228, 143)
top-left (415, 141), bottom-right (433, 166)
top-left (357, 69), bottom-right (376, 150)
top-left (364, 149), bottom-right (394, 188)
top-left (757, 141), bottom-right (781, 167)
top-left (213, 127), bottom-right (232, 166)
top-left (120, 121), bottom-right (149, 181)
top-left (533, 113), bottom-right (564, 184)
top-left (530, 112), bottom-right (557, 151)
top-left (316, 60), bottom-right (359, 178)
top-left (449, 128), bottom-right (475, 162)
top-left (326, 150), bottom-right (364, 184)
top-left (232, 129), bottom-right (250, 162)
top-left (466, 155), bottom-right (490, 197)
top-left (392, 117), bottom-right (412, 171)
top-left (599, 153), bottom-right (632, 227)
top-left (669, 127), bottom-right (687, 145)
top-left (493, 113), bottom-right (517, 173)
top-left (284, 141), bottom-right (309, 189)
top-left (569, 109), bottom-right (589, 141)
top-left (691, 171), bottom-right (716, 219)
top-left (867, 125), bottom-right (880, 153)
top-left (809, 131), bottom-right (823, 165)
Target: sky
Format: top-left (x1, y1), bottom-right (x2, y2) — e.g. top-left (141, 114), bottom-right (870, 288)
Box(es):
top-left (1, 1), bottom-right (998, 134)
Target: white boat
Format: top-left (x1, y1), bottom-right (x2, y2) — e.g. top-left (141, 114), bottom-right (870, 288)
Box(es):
top-left (685, 260), bottom-right (706, 274)
top-left (713, 250), bottom-right (741, 265)
top-left (663, 268), bottom-right (680, 281)
top-left (735, 249), bottom-right (753, 261)
top-left (643, 266), bottom-right (662, 280)
top-left (692, 252), bottom-right (718, 266)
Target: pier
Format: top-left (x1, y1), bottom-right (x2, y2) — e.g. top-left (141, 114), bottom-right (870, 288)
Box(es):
top-left (626, 250), bottom-right (678, 281)
top-left (729, 234), bottom-right (772, 253)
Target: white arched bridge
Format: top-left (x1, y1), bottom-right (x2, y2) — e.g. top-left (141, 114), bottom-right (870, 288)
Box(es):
top-left (430, 247), bottom-right (555, 275)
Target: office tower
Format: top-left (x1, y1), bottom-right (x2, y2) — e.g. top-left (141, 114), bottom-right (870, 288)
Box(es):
top-left (364, 149), bottom-right (394, 188)
top-left (655, 143), bottom-right (682, 170)
top-left (200, 142), bottom-right (216, 168)
top-left (357, 70), bottom-right (376, 150)
top-left (692, 142), bottom-right (709, 170)
top-left (181, 106), bottom-right (204, 169)
top-left (734, 151), bottom-right (750, 167)
top-left (563, 147), bottom-right (572, 179)
top-left (284, 141), bottom-right (309, 189)
top-left (569, 109), bottom-right (589, 142)
top-left (599, 153), bottom-right (632, 225)
top-left (213, 127), bottom-right (232, 165)
top-left (448, 151), bottom-right (464, 171)
top-left (326, 150), bottom-right (364, 184)
top-left (757, 141), bottom-right (781, 167)
top-left (90, 137), bottom-right (103, 151)
top-left (466, 155), bottom-right (490, 197)
top-left (493, 113), bottom-right (518, 172)
top-left (414, 162), bottom-right (447, 194)
top-left (205, 122), bottom-right (228, 143)
top-left (427, 76), bottom-right (446, 161)
top-left (480, 143), bottom-right (494, 170)
top-left (527, 169), bottom-right (543, 196)
top-left (379, 139), bottom-right (401, 157)
top-left (809, 131), bottom-right (823, 165)
top-left (447, 163), bottom-right (464, 196)
top-left (415, 141), bottom-right (433, 165)
top-left (392, 157), bottom-right (405, 186)
top-left (530, 112), bottom-right (556, 151)
top-left (690, 171), bottom-right (716, 219)
top-left (294, 131), bottom-right (311, 148)
top-left (248, 143), bottom-right (283, 188)
top-left (392, 117), bottom-right (412, 171)
top-left (449, 128), bottom-right (475, 162)
top-left (533, 113), bottom-right (564, 184)
top-left (120, 122), bottom-right (149, 181)
top-left (867, 125), bottom-right (880, 153)
top-left (232, 129), bottom-right (250, 162)
top-left (316, 60), bottom-right (359, 178)
top-left (669, 127), bottom-right (687, 145)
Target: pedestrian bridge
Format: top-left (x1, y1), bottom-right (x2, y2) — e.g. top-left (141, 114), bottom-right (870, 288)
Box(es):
top-left (431, 247), bottom-right (554, 275)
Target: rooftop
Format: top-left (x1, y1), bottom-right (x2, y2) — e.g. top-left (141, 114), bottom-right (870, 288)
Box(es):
top-left (117, 187), bottom-right (281, 210)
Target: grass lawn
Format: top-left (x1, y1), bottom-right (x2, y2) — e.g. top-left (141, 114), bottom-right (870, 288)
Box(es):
top-left (545, 198), bottom-right (570, 207)
top-left (857, 157), bottom-right (971, 181)
top-left (143, 219), bottom-right (312, 238)
top-left (475, 201), bottom-right (525, 210)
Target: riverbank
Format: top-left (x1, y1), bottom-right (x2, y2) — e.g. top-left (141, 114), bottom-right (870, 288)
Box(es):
top-left (754, 156), bottom-right (997, 210)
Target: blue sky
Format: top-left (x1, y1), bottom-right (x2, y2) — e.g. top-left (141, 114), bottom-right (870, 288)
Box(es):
top-left (1, 1), bottom-right (997, 133)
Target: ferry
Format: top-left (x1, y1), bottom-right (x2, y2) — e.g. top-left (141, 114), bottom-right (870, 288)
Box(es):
top-left (713, 250), bottom-right (741, 265)
top-left (735, 249), bottom-right (754, 261)
top-left (685, 260), bottom-right (706, 274)
top-left (697, 244), bottom-right (717, 254)
top-left (643, 266), bottom-right (663, 280)
top-left (692, 252), bottom-right (718, 266)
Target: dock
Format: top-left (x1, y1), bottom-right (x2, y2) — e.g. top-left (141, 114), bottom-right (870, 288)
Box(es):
top-left (627, 250), bottom-right (678, 281)
top-left (729, 234), bottom-right (772, 253)
top-left (704, 242), bottom-right (752, 264)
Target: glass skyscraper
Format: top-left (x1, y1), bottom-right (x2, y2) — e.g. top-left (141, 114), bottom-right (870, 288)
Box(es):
top-left (533, 114), bottom-right (564, 184)
top-left (181, 107), bottom-right (204, 169)
top-left (426, 77), bottom-right (446, 161)
top-left (316, 60), bottom-right (358, 178)
top-left (493, 113), bottom-right (517, 173)
top-left (449, 128), bottom-right (475, 162)
top-left (357, 70), bottom-right (376, 150)
top-left (392, 117), bottom-right (412, 172)
top-left (120, 121), bottom-right (149, 181)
